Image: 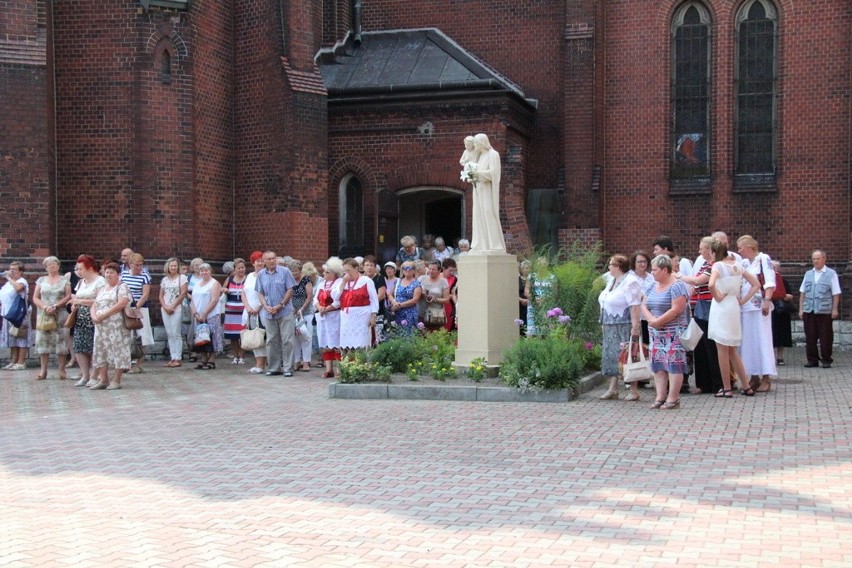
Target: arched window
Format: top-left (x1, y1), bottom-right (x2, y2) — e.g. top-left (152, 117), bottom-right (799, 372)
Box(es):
top-left (671, 2), bottom-right (711, 184)
top-left (161, 50), bottom-right (172, 84)
top-left (339, 174), bottom-right (364, 253)
top-left (735, 0), bottom-right (778, 185)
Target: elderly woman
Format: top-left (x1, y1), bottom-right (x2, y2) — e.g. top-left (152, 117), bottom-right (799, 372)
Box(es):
top-left (338, 258), bottom-right (379, 349)
top-left (222, 258), bottom-right (247, 364)
top-left (389, 260), bottom-right (422, 334)
top-left (395, 235), bottom-right (426, 266)
top-left (418, 260), bottom-right (450, 331)
top-left (708, 240), bottom-right (761, 397)
top-left (453, 239), bottom-right (471, 260)
top-left (1, 261), bottom-right (31, 370)
top-left (314, 257), bottom-right (343, 378)
top-left (598, 255), bottom-right (643, 401)
top-left (678, 237), bottom-right (722, 394)
top-left (628, 251), bottom-right (654, 346)
top-left (32, 256), bottom-right (73, 380)
top-left (641, 255), bottom-right (690, 409)
top-left (290, 259), bottom-right (315, 372)
top-left (736, 235), bottom-right (777, 394)
top-left (770, 260), bottom-right (794, 374)
top-left (69, 255), bottom-right (106, 386)
top-left (159, 257), bottom-right (188, 367)
top-left (190, 263), bottom-right (223, 370)
top-left (240, 251), bottom-right (267, 374)
top-left (120, 252), bottom-right (152, 374)
top-left (89, 262), bottom-right (132, 390)
top-left (184, 257), bottom-right (204, 362)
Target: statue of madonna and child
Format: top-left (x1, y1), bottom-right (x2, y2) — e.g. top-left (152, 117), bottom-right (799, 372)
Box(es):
top-left (459, 133), bottom-right (506, 253)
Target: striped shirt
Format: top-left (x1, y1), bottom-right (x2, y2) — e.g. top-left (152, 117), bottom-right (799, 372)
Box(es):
top-left (120, 271), bottom-right (151, 303)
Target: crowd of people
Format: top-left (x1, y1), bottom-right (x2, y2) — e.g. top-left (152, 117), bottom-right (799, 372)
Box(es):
top-left (591, 232), bottom-right (841, 410)
top-left (0, 232), bottom-right (841, 395)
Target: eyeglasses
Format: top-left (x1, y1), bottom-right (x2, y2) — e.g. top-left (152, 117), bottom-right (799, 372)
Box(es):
top-left (402, 266), bottom-right (414, 271)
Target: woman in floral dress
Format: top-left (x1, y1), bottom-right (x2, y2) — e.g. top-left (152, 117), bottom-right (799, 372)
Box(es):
top-left (389, 261), bottom-right (422, 334)
top-left (32, 256), bottom-right (72, 380)
top-left (640, 255), bottom-right (690, 410)
top-left (89, 262), bottom-right (132, 390)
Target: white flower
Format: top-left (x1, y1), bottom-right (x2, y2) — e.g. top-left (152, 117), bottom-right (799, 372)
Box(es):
top-left (460, 161), bottom-right (478, 183)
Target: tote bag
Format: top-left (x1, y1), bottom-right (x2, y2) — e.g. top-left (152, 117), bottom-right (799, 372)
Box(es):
top-left (622, 336), bottom-right (653, 383)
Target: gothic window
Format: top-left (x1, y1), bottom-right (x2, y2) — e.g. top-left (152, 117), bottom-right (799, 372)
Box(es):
top-left (671, 2), bottom-right (711, 183)
top-left (735, 0), bottom-right (778, 186)
top-left (339, 175), bottom-right (364, 253)
top-left (161, 51), bottom-right (172, 84)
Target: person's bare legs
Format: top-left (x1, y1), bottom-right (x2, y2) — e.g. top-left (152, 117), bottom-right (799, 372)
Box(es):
top-left (667, 373), bottom-right (684, 403)
top-left (108, 367), bottom-right (124, 389)
top-left (37, 353), bottom-right (49, 379)
top-left (652, 371), bottom-right (668, 407)
top-left (57, 354), bottom-right (68, 379)
top-left (89, 366), bottom-right (109, 389)
top-left (76, 353), bottom-right (93, 386)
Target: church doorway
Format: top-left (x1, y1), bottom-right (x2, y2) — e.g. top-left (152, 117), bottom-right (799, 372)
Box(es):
top-left (395, 187), bottom-right (465, 259)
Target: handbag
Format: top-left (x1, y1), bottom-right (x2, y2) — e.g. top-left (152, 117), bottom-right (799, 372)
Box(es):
top-left (240, 315), bottom-right (265, 350)
top-left (37, 310), bottom-right (57, 332)
top-left (5, 293), bottom-right (27, 328)
top-left (622, 336), bottom-right (653, 383)
top-left (65, 306), bottom-right (78, 329)
top-left (680, 317), bottom-right (704, 351)
top-left (424, 303), bottom-right (446, 325)
top-left (194, 322), bottom-right (212, 346)
top-left (123, 306), bottom-right (144, 330)
top-left (8, 322), bottom-right (29, 338)
top-left (294, 316), bottom-right (309, 337)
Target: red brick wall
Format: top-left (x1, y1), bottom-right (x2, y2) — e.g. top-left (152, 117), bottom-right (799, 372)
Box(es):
top-left (0, 0), bottom-right (51, 259)
top-left (600, 1), bottom-right (851, 265)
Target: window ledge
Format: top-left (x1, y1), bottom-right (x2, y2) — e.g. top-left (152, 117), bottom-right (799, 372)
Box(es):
top-left (733, 174), bottom-right (776, 193)
top-left (140, 0), bottom-right (190, 11)
top-left (669, 177), bottom-right (712, 195)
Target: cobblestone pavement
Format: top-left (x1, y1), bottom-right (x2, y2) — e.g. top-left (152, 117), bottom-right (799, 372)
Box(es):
top-left (1, 347), bottom-right (850, 567)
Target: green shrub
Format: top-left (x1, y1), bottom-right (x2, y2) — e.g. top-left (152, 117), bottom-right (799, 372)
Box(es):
top-left (368, 336), bottom-right (423, 373)
top-left (338, 354), bottom-right (392, 384)
top-left (499, 335), bottom-right (589, 391)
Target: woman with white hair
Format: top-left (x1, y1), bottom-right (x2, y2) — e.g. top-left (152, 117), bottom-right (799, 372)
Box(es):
top-left (736, 235), bottom-right (777, 394)
top-left (314, 257), bottom-right (344, 378)
top-left (32, 256), bottom-right (73, 380)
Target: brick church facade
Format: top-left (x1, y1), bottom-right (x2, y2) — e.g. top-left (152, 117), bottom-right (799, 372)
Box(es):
top-left (1, 1), bottom-right (850, 294)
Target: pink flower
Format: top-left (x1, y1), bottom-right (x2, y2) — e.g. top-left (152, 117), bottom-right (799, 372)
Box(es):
top-left (417, 322), bottom-right (426, 330)
top-left (513, 319), bottom-right (525, 326)
top-left (585, 342), bottom-right (594, 350)
top-left (558, 315), bottom-right (572, 324)
top-left (400, 319), bottom-right (408, 326)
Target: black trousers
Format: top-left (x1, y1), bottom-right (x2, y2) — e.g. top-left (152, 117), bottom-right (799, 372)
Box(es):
top-left (803, 312), bottom-right (833, 364)
top-left (692, 318), bottom-right (722, 393)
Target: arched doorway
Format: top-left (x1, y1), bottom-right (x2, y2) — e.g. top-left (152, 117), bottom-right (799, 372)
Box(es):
top-left (396, 187), bottom-right (465, 254)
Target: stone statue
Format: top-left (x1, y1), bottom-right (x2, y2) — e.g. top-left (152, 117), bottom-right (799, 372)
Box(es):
top-left (468, 133), bottom-right (506, 253)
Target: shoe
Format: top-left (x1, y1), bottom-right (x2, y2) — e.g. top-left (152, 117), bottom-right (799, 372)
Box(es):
top-left (756, 377), bottom-right (772, 393)
top-left (598, 390), bottom-right (619, 400)
top-left (821, 363), bottom-right (831, 368)
top-left (661, 399), bottom-right (680, 410)
top-left (776, 359), bottom-right (785, 366)
top-left (249, 367), bottom-right (263, 374)
top-left (85, 378), bottom-right (98, 387)
top-left (715, 389), bottom-right (733, 398)
top-left (11, 363), bottom-right (26, 371)
top-left (89, 382), bottom-right (108, 390)
top-left (299, 366), bottom-right (311, 372)
top-left (650, 400), bottom-right (665, 409)
top-left (75, 378), bottom-right (89, 387)
top-left (265, 371), bottom-right (283, 376)
top-left (748, 376), bottom-right (761, 391)
top-left (195, 364), bottom-right (206, 370)
top-left (284, 371), bottom-right (293, 377)
top-left (804, 362), bottom-right (819, 368)
top-left (740, 388), bottom-right (756, 396)
top-left (36, 373), bottom-right (46, 381)
top-left (189, 356), bottom-right (198, 363)
top-left (207, 361), bottom-right (216, 370)
top-left (624, 393), bottom-right (640, 402)
top-left (232, 357), bottom-right (239, 364)
top-left (106, 383), bottom-right (121, 390)
top-left (172, 361), bottom-right (182, 367)
top-left (237, 358), bottom-right (245, 365)
top-left (127, 366), bottom-right (143, 374)
top-left (3, 362), bottom-right (14, 369)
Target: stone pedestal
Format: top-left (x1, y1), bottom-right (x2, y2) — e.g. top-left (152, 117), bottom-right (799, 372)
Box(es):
top-left (454, 252), bottom-right (520, 367)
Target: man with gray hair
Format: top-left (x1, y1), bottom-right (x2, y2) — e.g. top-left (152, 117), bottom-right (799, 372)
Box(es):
top-left (452, 239), bottom-right (470, 261)
top-left (799, 249), bottom-right (841, 368)
top-left (256, 250), bottom-right (296, 377)
top-left (432, 237), bottom-right (454, 262)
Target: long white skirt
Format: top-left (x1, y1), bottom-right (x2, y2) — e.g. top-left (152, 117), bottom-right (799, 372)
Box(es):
top-left (739, 310), bottom-right (777, 376)
top-left (339, 306), bottom-right (372, 349)
top-left (315, 311), bottom-right (341, 349)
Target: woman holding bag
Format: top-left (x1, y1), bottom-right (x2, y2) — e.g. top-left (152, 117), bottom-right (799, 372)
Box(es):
top-left (1, 262), bottom-right (31, 371)
top-left (641, 255), bottom-right (690, 409)
top-left (32, 256), bottom-right (72, 380)
top-left (190, 263), bottom-right (222, 370)
top-left (240, 252), bottom-right (267, 374)
top-left (597, 254), bottom-right (643, 401)
top-left (89, 262), bottom-right (132, 390)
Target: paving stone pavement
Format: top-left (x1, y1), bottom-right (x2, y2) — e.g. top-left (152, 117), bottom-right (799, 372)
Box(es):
top-left (1, 347), bottom-right (850, 568)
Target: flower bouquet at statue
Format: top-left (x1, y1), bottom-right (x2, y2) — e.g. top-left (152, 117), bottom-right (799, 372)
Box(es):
top-left (460, 162), bottom-right (478, 184)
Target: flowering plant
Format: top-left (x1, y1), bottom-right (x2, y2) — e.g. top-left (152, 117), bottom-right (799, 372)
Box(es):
top-left (460, 161), bottom-right (478, 184)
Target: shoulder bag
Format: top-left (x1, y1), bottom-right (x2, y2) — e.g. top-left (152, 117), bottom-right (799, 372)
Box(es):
top-left (240, 314), bottom-right (266, 351)
top-left (118, 286), bottom-right (143, 330)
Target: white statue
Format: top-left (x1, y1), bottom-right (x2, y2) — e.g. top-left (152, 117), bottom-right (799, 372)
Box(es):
top-left (467, 133), bottom-right (506, 253)
top-left (459, 135), bottom-right (479, 168)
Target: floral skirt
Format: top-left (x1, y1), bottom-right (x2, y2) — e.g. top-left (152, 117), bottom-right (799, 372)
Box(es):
top-left (649, 326), bottom-right (688, 375)
top-left (601, 322), bottom-right (630, 377)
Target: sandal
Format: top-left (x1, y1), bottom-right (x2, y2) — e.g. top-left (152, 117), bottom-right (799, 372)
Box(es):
top-left (740, 388), bottom-right (756, 396)
top-left (715, 389), bottom-right (733, 398)
top-left (756, 377), bottom-right (771, 393)
top-left (661, 400), bottom-right (680, 410)
top-left (650, 400), bottom-right (665, 409)
top-left (206, 362), bottom-right (216, 370)
top-left (195, 363), bottom-right (206, 370)
top-left (189, 356), bottom-right (198, 363)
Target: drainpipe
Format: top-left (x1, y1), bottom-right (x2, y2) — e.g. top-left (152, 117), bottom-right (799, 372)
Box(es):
top-left (353, 0), bottom-right (362, 47)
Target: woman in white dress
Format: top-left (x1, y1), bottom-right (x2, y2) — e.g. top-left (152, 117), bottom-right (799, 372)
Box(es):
top-left (240, 252), bottom-right (268, 374)
top-left (736, 235), bottom-right (777, 394)
top-left (708, 240), bottom-right (761, 398)
top-left (314, 257), bottom-right (344, 379)
top-left (338, 258), bottom-right (379, 349)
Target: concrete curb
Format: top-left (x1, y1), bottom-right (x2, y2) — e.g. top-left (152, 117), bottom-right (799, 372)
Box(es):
top-left (329, 371), bottom-right (605, 402)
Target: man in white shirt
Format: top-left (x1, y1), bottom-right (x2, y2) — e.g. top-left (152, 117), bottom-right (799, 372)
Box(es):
top-left (799, 249), bottom-right (841, 368)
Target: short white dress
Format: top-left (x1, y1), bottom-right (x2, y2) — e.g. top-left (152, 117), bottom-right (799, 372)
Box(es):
top-left (708, 262), bottom-right (744, 347)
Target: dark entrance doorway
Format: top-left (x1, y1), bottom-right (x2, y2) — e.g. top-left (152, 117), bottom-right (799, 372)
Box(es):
top-left (397, 189), bottom-right (464, 252)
